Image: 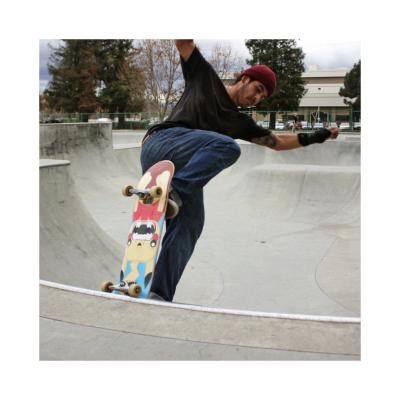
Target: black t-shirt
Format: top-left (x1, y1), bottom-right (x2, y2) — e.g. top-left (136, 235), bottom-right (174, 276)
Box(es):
top-left (144, 46), bottom-right (272, 142)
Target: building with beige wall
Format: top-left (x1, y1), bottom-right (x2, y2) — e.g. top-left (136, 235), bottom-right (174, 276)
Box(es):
top-left (300, 65), bottom-right (351, 123)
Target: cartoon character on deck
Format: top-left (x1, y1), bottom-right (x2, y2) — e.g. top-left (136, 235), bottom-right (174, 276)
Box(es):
top-left (120, 169), bottom-right (171, 292)
top-left (125, 219), bottom-right (161, 265)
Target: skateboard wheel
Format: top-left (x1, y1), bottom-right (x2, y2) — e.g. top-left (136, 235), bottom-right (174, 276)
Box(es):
top-left (101, 281), bottom-right (114, 293)
top-left (128, 284), bottom-right (142, 297)
top-left (122, 185), bottom-right (134, 197)
top-left (149, 186), bottom-right (163, 198)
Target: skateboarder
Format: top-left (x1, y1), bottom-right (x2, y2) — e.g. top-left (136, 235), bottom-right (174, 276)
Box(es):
top-left (141, 40), bottom-right (339, 302)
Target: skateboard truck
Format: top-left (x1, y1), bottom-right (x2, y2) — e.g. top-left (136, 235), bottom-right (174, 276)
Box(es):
top-left (123, 185), bottom-right (163, 203)
top-left (101, 280), bottom-right (142, 297)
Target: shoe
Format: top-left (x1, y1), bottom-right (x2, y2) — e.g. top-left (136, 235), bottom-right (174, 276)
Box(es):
top-left (148, 291), bottom-right (167, 302)
top-left (166, 199), bottom-right (179, 219)
top-left (166, 189), bottom-right (182, 219)
top-left (169, 188), bottom-right (182, 207)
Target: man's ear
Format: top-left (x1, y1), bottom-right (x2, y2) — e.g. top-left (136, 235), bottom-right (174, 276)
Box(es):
top-left (241, 75), bottom-right (251, 84)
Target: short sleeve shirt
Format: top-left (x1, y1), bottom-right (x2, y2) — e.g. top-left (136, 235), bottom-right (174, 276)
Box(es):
top-left (146, 46), bottom-right (271, 141)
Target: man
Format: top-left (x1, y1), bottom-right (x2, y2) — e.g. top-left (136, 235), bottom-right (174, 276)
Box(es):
top-left (292, 113), bottom-right (300, 132)
top-left (141, 40), bottom-right (339, 302)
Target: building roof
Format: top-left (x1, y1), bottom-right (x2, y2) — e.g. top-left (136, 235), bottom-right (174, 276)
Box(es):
top-left (302, 66), bottom-right (350, 78)
top-left (300, 84), bottom-right (347, 107)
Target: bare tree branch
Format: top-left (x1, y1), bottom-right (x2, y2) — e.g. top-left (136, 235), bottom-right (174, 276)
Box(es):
top-left (208, 42), bottom-right (244, 80)
top-left (139, 40), bottom-right (184, 121)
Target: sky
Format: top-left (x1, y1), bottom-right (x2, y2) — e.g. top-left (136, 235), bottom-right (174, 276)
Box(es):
top-left (39, 39), bottom-right (361, 93)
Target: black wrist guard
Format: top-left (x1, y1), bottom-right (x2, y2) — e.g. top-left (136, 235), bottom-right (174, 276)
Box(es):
top-left (298, 129), bottom-right (331, 146)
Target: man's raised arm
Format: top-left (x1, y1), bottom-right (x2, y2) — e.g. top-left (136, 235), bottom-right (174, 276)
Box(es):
top-left (175, 40), bottom-right (195, 61)
top-left (251, 128), bottom-right (340, 151)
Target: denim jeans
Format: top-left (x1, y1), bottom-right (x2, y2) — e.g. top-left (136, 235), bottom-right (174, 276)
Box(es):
top-left (140, 127), bottom-right (241, 301)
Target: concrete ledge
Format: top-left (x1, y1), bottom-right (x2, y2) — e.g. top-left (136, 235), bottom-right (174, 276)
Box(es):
top-left (40, 122), bottom-right (112, 158)
top-left (40, 281), bottom-right (360, 356)
top-left (40, 159), bottom-right (71, 168)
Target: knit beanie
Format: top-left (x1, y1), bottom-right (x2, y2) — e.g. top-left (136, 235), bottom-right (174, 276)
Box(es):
top-left (241, 65), bottom-right (277, 97)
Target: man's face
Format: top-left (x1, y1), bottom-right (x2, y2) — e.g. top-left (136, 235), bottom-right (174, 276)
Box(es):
top-left (237, 76), bottom-right (268, 107)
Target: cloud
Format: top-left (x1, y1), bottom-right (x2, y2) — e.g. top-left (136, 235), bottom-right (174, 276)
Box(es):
top-left (198, 39), bottom-right (360, 70)
top-left (298, 40), bottom-right (361, 69)
top-left (39, 39), bottom-right (62, 83)
top-left (39, 80), bottom-right (49, 93)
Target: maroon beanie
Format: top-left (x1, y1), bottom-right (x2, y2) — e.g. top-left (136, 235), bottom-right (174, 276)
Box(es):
top-left (241, 65), bottom-right (277, 97)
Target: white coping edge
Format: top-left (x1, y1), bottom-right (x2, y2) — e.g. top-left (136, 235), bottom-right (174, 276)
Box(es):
top-left (40, 159), bottom-right (71, 168)
top-left (40, 280), bottom-right (360, 324)
top-left (113, 144), bottom-right (142, 149)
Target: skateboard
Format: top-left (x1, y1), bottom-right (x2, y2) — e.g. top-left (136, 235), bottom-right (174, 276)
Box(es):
top-left (101, 160), bottom-right (175, 298)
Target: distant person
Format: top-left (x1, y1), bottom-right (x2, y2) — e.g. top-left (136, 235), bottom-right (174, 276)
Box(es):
top-left (292, 113), bottom-right (299, 132)
top-left (310, 112), bottom-right (316, 129)
top-left (140, 40), bottom-right (340, 302)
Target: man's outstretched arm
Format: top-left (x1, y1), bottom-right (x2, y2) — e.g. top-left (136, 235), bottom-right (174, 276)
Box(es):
top-left (175, 40), bottom-right (195, 61)
top-left (251, 128), bottom-right (340, 150)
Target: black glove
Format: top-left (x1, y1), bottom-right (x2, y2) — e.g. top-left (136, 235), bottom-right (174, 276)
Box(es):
top-left (298, 129), bottom-right (331, 146)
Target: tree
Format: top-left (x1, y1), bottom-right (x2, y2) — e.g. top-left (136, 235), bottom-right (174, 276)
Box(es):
top-left (245, 39), bottom-right (306, 129)
top-left (138, 40), bottom-right (183, 122)
top-left (45, 40), bottom-right (145, 124)
top-left (339, 60), bottom-right (361, 111)
top-left (208, 42), bottom-right (245, 80)
top-left (39, 92), bottom-right (50, 112)
top-left (97, 40), bottom-right (145, 117)
top-left (46, 40), bottom-right (101, 118)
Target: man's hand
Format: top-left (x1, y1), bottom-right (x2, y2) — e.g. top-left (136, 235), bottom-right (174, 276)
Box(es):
top-left (175, 40), bottom-right (195, 61)
top-left (328, 127), bottom-right (340, 140)
top-left (298, 127), bottom-right (339, 146)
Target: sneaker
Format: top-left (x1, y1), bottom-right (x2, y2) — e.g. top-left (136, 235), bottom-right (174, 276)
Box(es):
top-left (148, 291), bottom-right (167, 302)
top-left (166, 199), bottom-right (179, 219)
top-left (169, 188), bottom-right (182, 207)
top-left (165, 188), bottom-right (182, 219)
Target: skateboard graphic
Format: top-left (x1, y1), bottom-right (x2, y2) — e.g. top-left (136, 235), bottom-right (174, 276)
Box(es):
top-left (101, 160), bottom-right (175, 298)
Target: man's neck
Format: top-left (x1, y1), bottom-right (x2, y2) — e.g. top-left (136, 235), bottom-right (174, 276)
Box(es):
top-left (225, 85), bottom-right (239, 107)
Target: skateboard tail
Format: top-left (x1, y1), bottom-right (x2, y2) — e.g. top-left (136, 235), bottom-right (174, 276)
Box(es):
top-left (117, 255), bottom-right (158, 298)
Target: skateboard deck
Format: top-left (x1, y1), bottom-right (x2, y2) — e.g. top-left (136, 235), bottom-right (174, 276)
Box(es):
top-left (101, 160), bottom-right (175, 298)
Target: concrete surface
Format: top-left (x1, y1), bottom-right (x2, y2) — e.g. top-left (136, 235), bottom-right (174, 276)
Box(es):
top-left (39, 123), bottom-right (360, 360)
top-left (40, 282), bottom-right (359, 360)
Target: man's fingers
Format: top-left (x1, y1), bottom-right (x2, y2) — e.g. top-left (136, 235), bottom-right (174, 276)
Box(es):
top-left (329, 128), bottom-right (340, 139)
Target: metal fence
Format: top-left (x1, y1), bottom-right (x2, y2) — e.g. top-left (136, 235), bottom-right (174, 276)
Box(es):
top-left (243, 110), bottom-right (361, 132)
top-left (39, 112), bottom-right (160, 130)
top-left (40, 110), bottom-right (361, 132)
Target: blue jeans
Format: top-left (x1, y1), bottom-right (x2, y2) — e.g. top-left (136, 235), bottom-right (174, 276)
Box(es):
top-left (140, 127), bottom-right (241, 301)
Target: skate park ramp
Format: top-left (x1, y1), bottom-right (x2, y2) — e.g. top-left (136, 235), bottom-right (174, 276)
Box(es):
top-left (40, 123), bottom-right (360, 360)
